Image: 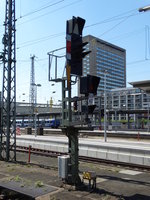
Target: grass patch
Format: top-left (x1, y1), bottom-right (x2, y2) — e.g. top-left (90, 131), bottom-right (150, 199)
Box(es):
top-left (35, 180), bottom-right (44, 188)
top-left (14, 175), bottom-right (22, 182)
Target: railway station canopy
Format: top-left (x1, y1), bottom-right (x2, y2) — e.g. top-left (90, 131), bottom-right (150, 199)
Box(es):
top-left (129, 80), bottom-right (150, 93)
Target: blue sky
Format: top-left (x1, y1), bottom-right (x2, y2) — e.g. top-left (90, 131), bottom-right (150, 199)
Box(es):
top-left (0, 0), bottom-right (150, 104)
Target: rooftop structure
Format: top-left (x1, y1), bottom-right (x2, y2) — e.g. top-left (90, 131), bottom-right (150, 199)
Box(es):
top-left (130, 80), bottom-right (150, 93)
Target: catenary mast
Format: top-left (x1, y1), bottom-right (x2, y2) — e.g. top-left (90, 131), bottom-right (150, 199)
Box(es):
top-left (0, 0), bottom-right (16, 161)
top-left (29, 55), bottom-right (36, 126)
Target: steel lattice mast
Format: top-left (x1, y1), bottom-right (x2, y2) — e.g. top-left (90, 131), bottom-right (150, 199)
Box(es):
top-left (0, 0), bottom-right (16, 161)
top-left (29, 55), bottom-right (35, 126)
top-left (29, 55), bottom-right (35, 106)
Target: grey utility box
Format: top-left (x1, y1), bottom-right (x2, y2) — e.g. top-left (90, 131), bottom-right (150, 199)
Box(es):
top-left (58, 155), bottom-right (70, 180)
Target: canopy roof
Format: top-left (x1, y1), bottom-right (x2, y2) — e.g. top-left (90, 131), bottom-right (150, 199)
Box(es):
top-left (129, 80), bottom-right (150, 93)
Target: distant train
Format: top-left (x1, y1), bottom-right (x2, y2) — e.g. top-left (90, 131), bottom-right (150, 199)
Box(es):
top-left (16, 118), bottom-right (60, 129)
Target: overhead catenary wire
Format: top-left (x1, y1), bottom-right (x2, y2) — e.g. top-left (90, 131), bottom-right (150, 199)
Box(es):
top-left (0, 1), bottom-right (149, 104)
top-left (17, 32), bottom-right (65, 49)
top-left (6, 2), bottom-right (149, 69)
top-left (127, 58), bottom-right (150, 65)
top-left (107, 28), bottom-right (144, 41)
top-left (0, 0), bottom-right (61, 28)
top-left (16, 15), bottom-right (149, 65)
top-left (98, 14), bottom-right (133, 38)
top-left (16, 9), bottom-right (141, 50)
top-left (17, 0), bottom-right (65, 20)
top-left (85, 8), bottom-right (138, 29)
top-left (17, 52), bottom-right (150, 67)
top-left (17, 0), bottom-right (83, 26)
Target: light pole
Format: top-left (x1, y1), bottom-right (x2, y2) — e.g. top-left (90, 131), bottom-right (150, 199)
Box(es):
top-left (32, 83), bottom-right (41, 136)
top-left (147, 102), bottom-right (150, 132)
top-left (114, 108), bottom-right (118, 132)
top-left (22, 93), bottom-right (26, 102)
top-left (35, 84), bottom-right (41, 104)
top-left (104, 70), bottom-right (108, 142)
top-left (50, 83), bottom-right (56, 106)
top-left (58, 100), bottom-right (62, 107)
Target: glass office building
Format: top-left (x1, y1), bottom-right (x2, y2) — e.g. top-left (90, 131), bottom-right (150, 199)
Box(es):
top-left (82, 35), bottom-right (126, 95)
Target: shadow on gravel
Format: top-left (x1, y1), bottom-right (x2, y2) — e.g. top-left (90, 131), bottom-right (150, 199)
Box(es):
top-left (125, 194), bottom-right (150, 200)
top-left (86, 188), bottom-right (150, 200)
top-left (99, 174), bottom-right (150, 187)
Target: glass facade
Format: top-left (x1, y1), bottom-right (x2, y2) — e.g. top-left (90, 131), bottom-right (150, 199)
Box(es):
top-left (82, 35), bottom-right (126, 96)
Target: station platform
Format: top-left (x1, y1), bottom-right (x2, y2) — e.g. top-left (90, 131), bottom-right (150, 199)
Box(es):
top-left (16, 135), bottom-right (150, 167)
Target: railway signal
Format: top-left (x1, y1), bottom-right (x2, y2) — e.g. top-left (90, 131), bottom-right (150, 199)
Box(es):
top-left (80, 75), bottom-right (100, 114)
top-left (63, 16), bottom-right (92, 186)
top-left (73, 100), bottom-right (78, 111)
top-left (80, 75), bottom-right (100, 95)
top-left (66, 16), bottom-right (91, 78)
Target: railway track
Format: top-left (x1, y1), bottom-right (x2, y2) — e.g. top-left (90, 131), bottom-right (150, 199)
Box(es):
top-left (16, 145), bottom-right (150, 172)
top-left (20, 128), bottom-right (150, 139)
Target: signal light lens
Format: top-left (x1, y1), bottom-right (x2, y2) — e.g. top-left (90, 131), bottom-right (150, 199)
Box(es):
top-left (67, 40), bottom-right (71, 54)
top-left (80, 75), bottom-right (100, 95)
